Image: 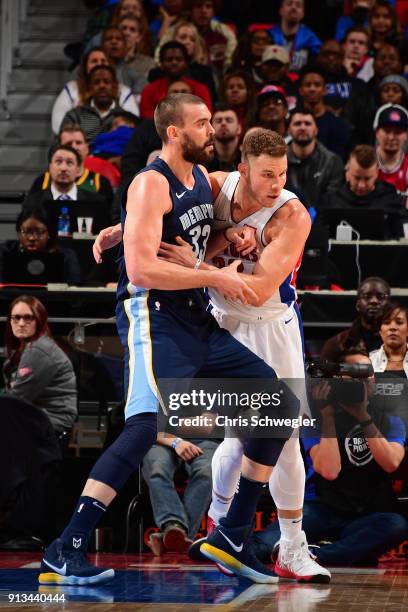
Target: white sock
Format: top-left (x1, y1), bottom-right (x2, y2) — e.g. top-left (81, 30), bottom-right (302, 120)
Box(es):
top-left (209, 438), bottom-right (243, 523)
top-left (278, 515), bottom-right (303, 543)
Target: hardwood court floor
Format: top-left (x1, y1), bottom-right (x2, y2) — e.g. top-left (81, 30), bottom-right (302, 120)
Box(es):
top-left (0, 552), bottom-right (408, 611)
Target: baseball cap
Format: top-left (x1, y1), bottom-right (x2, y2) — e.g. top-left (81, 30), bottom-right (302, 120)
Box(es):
top-left (374, 103), bottom-right (408, 131)
top-left (257, 85), bottom-right (288, 107)
top-left (261, 45), bottom-right (290, 65)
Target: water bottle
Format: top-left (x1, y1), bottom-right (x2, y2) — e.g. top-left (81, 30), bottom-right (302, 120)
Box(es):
top-left (57, 207), bottom-right (71, 237)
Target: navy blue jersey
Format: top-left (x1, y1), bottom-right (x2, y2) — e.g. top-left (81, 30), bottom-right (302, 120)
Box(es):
top-left (117, 158), bottom-right (214, 305)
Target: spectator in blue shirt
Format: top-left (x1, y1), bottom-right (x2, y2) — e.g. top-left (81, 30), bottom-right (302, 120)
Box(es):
top-left (335, 0), bottom-right (375, 42)
top-left (269, 0), bottom-right (321, 73)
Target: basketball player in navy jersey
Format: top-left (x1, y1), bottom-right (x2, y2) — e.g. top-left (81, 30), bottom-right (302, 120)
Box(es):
top-left (39, 95), bottom-right (297, 585)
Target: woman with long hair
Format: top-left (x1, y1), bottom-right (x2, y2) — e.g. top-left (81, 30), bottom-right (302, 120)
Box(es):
top-left (368, 0), bottom-right (402, 52)
top-left (218, 70), bottom-right (257, 132)
top-left (231, 28), bottom-right (273, 85)
top-left (3, 295), bottom-right (77, 435)
top-left (52, 47), bottom-right (138, 134)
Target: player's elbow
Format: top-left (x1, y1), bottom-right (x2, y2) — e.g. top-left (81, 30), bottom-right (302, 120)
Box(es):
top-left (128, 269), bottom-right (154, 288)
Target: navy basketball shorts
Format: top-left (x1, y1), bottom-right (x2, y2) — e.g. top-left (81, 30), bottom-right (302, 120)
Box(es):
top-left (116, 291), bottom-right (280, 421)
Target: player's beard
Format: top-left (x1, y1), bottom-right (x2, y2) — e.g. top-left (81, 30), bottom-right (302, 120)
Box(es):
top-left (181, 133), bottom-right (214, 164)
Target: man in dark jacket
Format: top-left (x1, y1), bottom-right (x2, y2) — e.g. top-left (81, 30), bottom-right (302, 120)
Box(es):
top-left (286, 108), bottom-right (343, 211)
top-left (320, 276), bottom-right (391, 362)
top-left (319, 144), bottom-right (407, 239)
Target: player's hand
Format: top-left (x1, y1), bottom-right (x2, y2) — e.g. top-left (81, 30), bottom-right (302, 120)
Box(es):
top-left (158, 236), bottom-right (196, 268)
top-left (225, 225), bottom-right (257, 256)
top-left (214, 260), bottom-right (258, 304)
top-left (175, 440), bottom-right (203, 461)
top-left (92, 224), bottom-right (122, 263)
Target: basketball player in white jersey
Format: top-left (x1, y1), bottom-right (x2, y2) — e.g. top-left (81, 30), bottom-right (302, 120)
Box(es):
top-left (93, 128), bottom-right (330, 583)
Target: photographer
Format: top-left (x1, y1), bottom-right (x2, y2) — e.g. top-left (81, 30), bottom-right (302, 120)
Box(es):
top-left (250, 350), bottom-right (408, 567)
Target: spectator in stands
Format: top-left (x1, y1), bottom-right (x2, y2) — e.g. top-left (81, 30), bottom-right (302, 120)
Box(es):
top-left (342, 26), bottom-right (373, 81)
top-left (375, 104), bottom-right (408, 204)
top-left (320, 276), bottom-right (391, 362)
top-left (2, 296), bottom-right (77, 437)
top-left (286, 108), bottom-right (344, 211)
top-left (249, 85), bottom-right (289, 138)
top-left (345, 43), bottom-right (403, 146)
top-left (51, 48), bottom-right (139, 135)
top-left (217, 71), bottom-right (257, 132)
top-left (91, 109), bottom-right (139, 176)
top-left (317, 39), bottom-right (357, 115)
top-left (117, 119), bottom-right (162, 190)
top-left (335, 0), bottom-right (374, 42)
top-left (117, 14), bottom-right (156, 78)
top-left (370, 303), bottom-right (408, 378)
top-left (61, 66), bottom-right (126, 142)
top-left (298, 64), bottom-right (350, 160)
top-left (190, 0), bottom-right (237, 74)
top-left (0, 208), bottom-right (81, 285)
top-left (231, 28), bottom-right (273, 86)
top-left (269, 0), bottom-right (321, 73)
top-left (379, 74), bottom-right (408, 106)
top-left (153, 21), bottom-right (217, 102)
top-left (251, 351), bottom-right (408, 568)
top-left (23, 145), bottom-right (108, 214)
top-left (142, 434), bottom-right (218, 554)
top-left (368, 0), bottom-right (401, 53)
top-left (319, 144), bottom-right (406, 239)
top-left (30, 125), bottom-right (115, 200)
top-left (114, 1), bottom-right (152, 53)
top-left (140, 42), bottom-right (212, 118)
top-left (206, 104), bottom-right (241, 172)
top-left (150, 0), bottom-right (188, 41)
top-left (101, 26), bottom-right (147, 95)
top-left (258, 45), bottom-right (298, 109)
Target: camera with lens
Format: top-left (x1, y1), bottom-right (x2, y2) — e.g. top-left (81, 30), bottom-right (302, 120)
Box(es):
top-left (307, 360), bottom-right (374, 405)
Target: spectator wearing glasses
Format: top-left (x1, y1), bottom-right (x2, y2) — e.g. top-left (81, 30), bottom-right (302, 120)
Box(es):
top-left (249, 85), bottom-right (289, 138)
top-left (231, 28), bottom-right (273, 86)
top-left (320, 277), bottom-right (391, 362)
top-left (0, 208), bottom-right (81, 285)
top-left (2, 296), bottom-right (77, 437)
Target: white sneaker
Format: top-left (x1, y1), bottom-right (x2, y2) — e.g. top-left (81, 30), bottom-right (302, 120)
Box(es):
top-left (274, 531), bottom-right (331, 583)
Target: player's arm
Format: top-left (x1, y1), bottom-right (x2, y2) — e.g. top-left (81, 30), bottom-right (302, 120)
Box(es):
top-left (124, 171), bottom-right (256, 301)
top-left (243, 199), bottom-right (311, 306)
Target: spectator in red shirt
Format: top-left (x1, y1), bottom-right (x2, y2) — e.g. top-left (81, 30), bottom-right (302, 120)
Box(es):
top-left (375, 103), bottom-right (408, 206)
top-left (140, 41), bottom-right (212, 118)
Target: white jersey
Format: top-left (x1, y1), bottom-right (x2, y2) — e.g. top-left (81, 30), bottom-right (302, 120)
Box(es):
top-left (209, 171), bottom-right (302, 322)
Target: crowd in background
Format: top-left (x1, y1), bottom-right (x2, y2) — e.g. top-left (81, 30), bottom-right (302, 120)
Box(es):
top-left (1, 0), bottom-right (408, 563)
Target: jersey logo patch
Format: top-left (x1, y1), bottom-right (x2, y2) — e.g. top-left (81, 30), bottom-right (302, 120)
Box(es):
top-left (176, 191), bottom-right (187, 199)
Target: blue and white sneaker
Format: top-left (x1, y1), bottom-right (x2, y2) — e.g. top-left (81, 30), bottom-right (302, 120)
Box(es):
top-left (39, 538), bottom-right (115, 585)
top-left (200, 522), bottom-right (279, 584)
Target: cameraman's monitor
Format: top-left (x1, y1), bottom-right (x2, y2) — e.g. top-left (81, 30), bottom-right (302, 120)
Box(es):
top-left (323, 208), bottom-right (387, 240)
